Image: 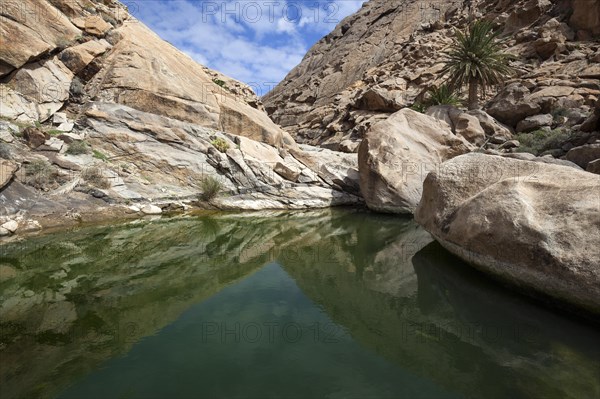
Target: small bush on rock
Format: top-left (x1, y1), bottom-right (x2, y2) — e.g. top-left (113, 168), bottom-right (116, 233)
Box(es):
top-left (199, 176), bottom-right (222, 201)
top-left (516, 128), bottom-right (571, 156)
top-left (0, 143), bottom-right (11, 159)
top-left (66, 141), bottom-right (90, 155)
top-left (425, 84), bottom-right (462, 107)
top-left (211, 138), bottom-right (230, 152)
top-left (24, 160), bottom-right (61, 190)
top-left (82, 165), bottom-right (111, 189)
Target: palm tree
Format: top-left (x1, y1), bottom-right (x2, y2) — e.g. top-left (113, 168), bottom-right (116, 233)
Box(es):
top-left (442, 20), bottom-right (514, 110)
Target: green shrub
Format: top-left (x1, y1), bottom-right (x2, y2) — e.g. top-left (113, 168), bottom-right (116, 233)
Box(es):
top-left (516, 128), bottom-right (571, 156)
top-left (213, 79), bottom-right (227, 89)
top-left (82, 166), bottom-right (111, 189)
top-left (211, 138), bottom-right (230, 152)
top-left (92, 149), bottom-right (108, 161)
top-left (101, 13), bottom-right (117, 26)
top-left (425, 84), bottom-right (462, 107)
top-left (24, 160), bottom-right (60, 190)
top-left (47, 129), bottom-right (63, 136)
top-left (70, 78), bottom-right (85, 96)
top-left (66, 140), bottom-right (90, 155)
top-left (0, 143), bottom-right (11, 159)
top-left (199, 176), bottom-right (222, 201)
top-left (410, 102), bottom-right (427, 113)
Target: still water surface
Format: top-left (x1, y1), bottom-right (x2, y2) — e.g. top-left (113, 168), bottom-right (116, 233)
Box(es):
top-left (1, 210), bottom-right (599, 399)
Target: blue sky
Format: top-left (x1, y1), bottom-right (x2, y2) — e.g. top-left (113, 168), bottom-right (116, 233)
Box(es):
top-left (130, 1), bottom-right (365, 94)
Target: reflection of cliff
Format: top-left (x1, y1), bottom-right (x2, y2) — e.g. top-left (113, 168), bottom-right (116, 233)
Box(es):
top-left (0, 211), bottom-right (348, 399)
top-left (2, 212), bottom-right (599, 399)
top-left (283, 240), bottom-right (600, 399)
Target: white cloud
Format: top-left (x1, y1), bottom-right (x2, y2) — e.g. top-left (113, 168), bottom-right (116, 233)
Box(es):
top-left (134, 0), bottom-right (364, 92)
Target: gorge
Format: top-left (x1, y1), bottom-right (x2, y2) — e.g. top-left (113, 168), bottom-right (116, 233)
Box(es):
top-left (0, 0), bottom-right (599, 398)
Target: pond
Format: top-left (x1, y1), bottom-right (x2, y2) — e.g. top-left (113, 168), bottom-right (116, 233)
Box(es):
top-left (1, 210), bottom-right (599, 399)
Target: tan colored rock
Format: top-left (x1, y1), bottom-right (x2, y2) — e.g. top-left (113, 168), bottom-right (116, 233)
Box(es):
top-left (72, 16), bottom-right (112, 37)
top-left (274, 162), bottom-right (301, 182)
top-left (566, 144), bottom-right (600, 169)
top-left (416, 152), bottom-right (600, 315)
top-left (487, 83), bottom-right (542, 127)
top-left (466, 110), bottom-right (514, 143)
top-left (0, 160), bottom-right (18, 189)
top-left (22, 127), bottom-right (49, 149)
top-left (516, 114), bottom-right (553, 133)
top-left (358, 109), bottom-right (473, 214)
top-left (59, 40), bottom-right (112, 73)
top-left (0, 0), bottom-right (81, 75)
top-left (570, 0), bottom-right (600, 37)
top-left (587, 159), bottom-right (600, 174)
top-left (89, 21), bottom-right (293, 148)
top-left (6, 57), bottom-right (73, 121)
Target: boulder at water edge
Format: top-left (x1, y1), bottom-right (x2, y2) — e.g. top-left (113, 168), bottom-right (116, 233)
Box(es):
top-left (415, 153), bottom-right (600, 315)
top-left (358, 109), bottom-right (473, 214)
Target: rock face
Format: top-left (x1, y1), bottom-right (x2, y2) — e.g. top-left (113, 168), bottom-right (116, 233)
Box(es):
top-left (358, 109), bottom-right (472, 214)
top-left (0, 0), bottom-right (363, 230)
top-left (415, 153), bottom-right (600, 315)
top-left (264, 0), bottom-right (600, 151)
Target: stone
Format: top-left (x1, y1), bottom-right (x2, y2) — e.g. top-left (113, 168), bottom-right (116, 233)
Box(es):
top-left (1, 220), bottom-right (18, 233)
top-left (566, 144), bottom-right (600, 169)
top-left (0, 227), bottom-right (10, 237)
top-left (274, 162), bottom-right (301, 182)
top-left (354, 87), bottom-right (402, 112)
top-left (59, 40), bottom-right (112, 73)
top-left (141, 205), bottom-right (163, 215)
top-left (587, 159), bottom-right (600, 174)
top-left (427, 106), bottom-right (486, 146)
top-left (358, 109), bottom-right (473, 214)
top-left (0, 0), bottom-right (81, 75)
top-left (0, 130), bottom-right (14, 143)
top-left (0, 160), bottom-right (18, 189)
top-left (339, 140), bottom-right (360, 153)
top-left (38, 137), bottom-right (65, 153)
top-left (516, 114), bottom-right (553, 133)
top-left (466, 110), bottom-right (514, 142)
top-left (72, 16), bottom-right (112, 37)
top-left (22, 127), bottom-right (48, 148)
top-left (415, 153), bottom-right (600, 315)
top-left (6, 57), bottom-right (74, 121)
top-left (570, 0), bottom-right (600, 37)
top-left (57, 122), bottom-right (74, 132)
top-left (500, 140), bottom-right (520, 150)
top-left (453, 113), bottom-right (486, 146)
top-left (487, 83), bottom-right (542, 127)
top-left (53, 112), bottom-right (68, 125)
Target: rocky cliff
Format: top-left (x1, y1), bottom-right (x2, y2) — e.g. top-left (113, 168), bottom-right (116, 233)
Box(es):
top-left (264, 0), bottom-right (600, 152)
top-left (0, 0), bottom-right (362, 236)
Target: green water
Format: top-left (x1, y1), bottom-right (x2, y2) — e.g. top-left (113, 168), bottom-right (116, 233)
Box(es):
top-left (0, 210), bottom-right (599, 399)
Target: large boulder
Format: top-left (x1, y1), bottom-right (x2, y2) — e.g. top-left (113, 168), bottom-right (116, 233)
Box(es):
top-left (415, 153), bottom-right (600, 315)
top-left (566, 144), bottom-right (600, 169)
top-left (426, 106), bottom-right (486, 146)
top-left (486, 83), bottom-right (542, 127)
top-left (358, 109), bottom-right (473, 214)
top-left (570, 0), bottom-right (600, 37)
top-left (516, 114), bottom-right (553, 133)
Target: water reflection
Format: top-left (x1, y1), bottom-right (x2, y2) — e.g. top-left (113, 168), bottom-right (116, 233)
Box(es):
top-left (0, 210), bottom-right (598, 399)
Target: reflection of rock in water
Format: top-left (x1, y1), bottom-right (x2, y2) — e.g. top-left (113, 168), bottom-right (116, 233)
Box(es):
top-left (0, 211), bottom-right (344, 399)
top-left (1, 212), bottom-right (599, 399)
top-left (284, 239), bottom-right (600, 399)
